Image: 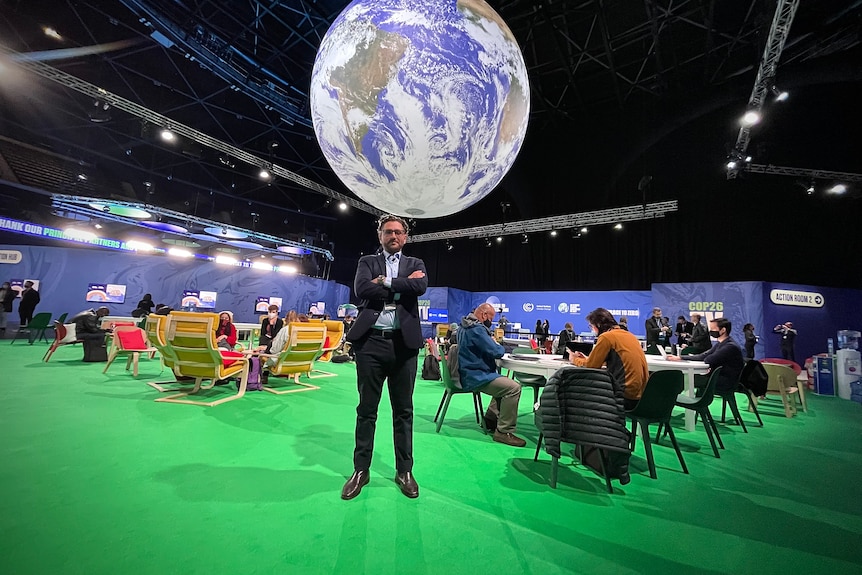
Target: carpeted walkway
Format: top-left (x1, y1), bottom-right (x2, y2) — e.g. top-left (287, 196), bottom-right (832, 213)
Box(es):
top-left (1, 341), bottom-right (860, 574)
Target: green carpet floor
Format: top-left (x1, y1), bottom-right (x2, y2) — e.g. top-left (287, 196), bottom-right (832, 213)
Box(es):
top-left (1, 341), bottom-right (860, 575)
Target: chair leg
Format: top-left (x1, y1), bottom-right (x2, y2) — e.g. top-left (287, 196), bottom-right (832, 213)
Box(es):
top-left (103, 351), bottom-right (118, 373)
top-left (700, 409), bottom-right (721, 458)
top-left (655, 423), bottom-right (663, 444)
top-left (433, 391), bottom-right (447, 423)
top-left (638, 421), bottom-right (657, 479)
top-left (550, 455), bottom-right (559, 488)
top-left (534, 433), bottom-right (543, 461)
top-left (797, 385), bottom-right (808, 413)
top-left (629, 420), bottom-right (638, 452)
top-left (706, 411), bottom-right (724, 449)
top-left (664, 426), bottom-right (689, 474)
top-left (747, 392), bottom-right (764, 426)
top-left (721, 397), bottom-right (728, 423)
top-left (596, 449), bottom-right (614, 494)
top-left (435, 391), bottom-right (453, 433)
top-left (728, 395), bottom-right (748, 433)
top-left (532, 385), bottom-right (540, 405)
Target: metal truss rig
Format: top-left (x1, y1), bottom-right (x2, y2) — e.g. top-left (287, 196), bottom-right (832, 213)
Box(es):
top-left (2, 49), bottom-right (383, 217)
top-left (744, 164), bottom-right (862, 182)
top-left (51, 194), bottom-right (334, 261)
top-left (727, 0), bottom-right (799, 179)
top-left (409, 201), bottom-right (678, 242)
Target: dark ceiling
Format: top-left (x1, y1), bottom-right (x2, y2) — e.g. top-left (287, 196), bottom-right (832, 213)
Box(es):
top-left (1, 0), bottom-right (861, 290)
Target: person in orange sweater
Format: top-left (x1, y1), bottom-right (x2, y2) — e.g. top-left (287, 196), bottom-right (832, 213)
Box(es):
top-left (568, 307), bottom-right (649, 410)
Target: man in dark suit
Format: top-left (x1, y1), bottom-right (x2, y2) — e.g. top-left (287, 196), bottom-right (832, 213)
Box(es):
top-left (689, 313), bottom-right (713, 354)
top-left (341, 215), bottom-right (428, 500)
top-left (645, 307), bottom-right (670, 352)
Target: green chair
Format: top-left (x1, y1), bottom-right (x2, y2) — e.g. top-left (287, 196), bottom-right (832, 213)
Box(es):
top-left (434, 344), bottom-right (486, 434)
top-left (11, 312), bottom-right (52, 345)
top-left (660, 367), bottom-right (724, 458)
top-left (626, 370), bottom-right (688, 479)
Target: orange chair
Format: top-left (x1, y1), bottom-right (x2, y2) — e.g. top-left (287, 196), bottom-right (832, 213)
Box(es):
top-left (103, 325), bottom-right (157, 377)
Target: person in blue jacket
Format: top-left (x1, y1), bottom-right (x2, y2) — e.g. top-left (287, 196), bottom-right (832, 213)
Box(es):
top-left (457, 303), bottom-right (526, 447)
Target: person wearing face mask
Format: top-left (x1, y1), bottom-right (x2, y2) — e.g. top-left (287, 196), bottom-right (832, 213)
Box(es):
top-left (457, 303), bottom-right (526, 447)
top-left (668, 317), bottom-right (744, 393)
top-left (215, 311), bottom-right (237, 350)
top-left (569, 308), bottom-right (648, 410)
top-left (258, 304), bottom-right (284, 354)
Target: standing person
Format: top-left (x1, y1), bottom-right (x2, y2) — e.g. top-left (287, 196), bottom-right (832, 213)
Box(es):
top-left (0, 281), bottom-right (16, 336)
top-left (18, 280), bottom-right (40, 327)
top-left (674, 315), bottom-right (694, 349)
top-left (341, 215), bottom-right (427, 501)
top-left (645, 307), bottom-right (670, 352)
top-left (458, 303), bottom-right (526, 446)
top-left (554, 322), bottom-right (574, 355)
top-left (258, 304), bottom-right (283, 354)
top-left (689, 313), bottom-right (713, 354)
top-left (215, 311), bottom-right (237, 350)
top-left (743, 323), bottom-right (758, 360)
top-left (542, 319), bottom-right (551, 353)
top-left (773, 322), bottom-right (797, 362)
top-left (534, 320), bottom-right (545, 348)
top-left (569, 308), bottom-right (649, 411)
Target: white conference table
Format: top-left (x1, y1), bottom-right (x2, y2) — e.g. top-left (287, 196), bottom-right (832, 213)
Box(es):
top-left (496, 353), bottom-right (709, 431)
top-left (234, 322), bottom-right (261, 347)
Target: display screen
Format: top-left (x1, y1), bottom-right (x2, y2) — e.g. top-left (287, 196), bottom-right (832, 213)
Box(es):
top-left (86, 283), bottom-right (127, 304)
top-left (10, 279), bottom-right (40, 297)
top-left (309, 301), bottom-right (325, 315)
top-left (182, 289), bottom-right (217, 310)
top-left (428, 308), bottom-right (449, 322)
top-left (255, 296), bottom-right (283, 313)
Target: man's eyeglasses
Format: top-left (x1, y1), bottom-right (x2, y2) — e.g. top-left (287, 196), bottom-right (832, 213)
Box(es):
top-left (381, 229), bottom-right (406, 236)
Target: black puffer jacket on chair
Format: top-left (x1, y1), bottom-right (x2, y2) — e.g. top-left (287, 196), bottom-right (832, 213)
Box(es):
top-left (535, 362), bottom-right (631, 478)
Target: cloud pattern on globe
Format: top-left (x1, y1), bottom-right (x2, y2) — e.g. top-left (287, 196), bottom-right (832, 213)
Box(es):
top-left (311, 0), bottom-right (530, 218)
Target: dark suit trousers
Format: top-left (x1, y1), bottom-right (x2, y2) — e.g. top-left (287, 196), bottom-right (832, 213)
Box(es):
top-left (352, 332), bottom-right (419, 473)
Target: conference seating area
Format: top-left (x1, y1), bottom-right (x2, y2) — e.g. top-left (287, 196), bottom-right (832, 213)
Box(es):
top-left (2, 325), bottom-right (860, 575)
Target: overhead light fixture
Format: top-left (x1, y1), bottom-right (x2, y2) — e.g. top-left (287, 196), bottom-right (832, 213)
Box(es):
top-left (614, 223), bottom-right (623, 230)
top-left (160, 129), bottom-right (176, 142)
top-left (580, 227), bottom-right (588, 234)
top-left (741, 111), bottom-right (761, 126)
top-left (168, 248), bottom-right (193, 258)
top-left (64, 228), bottom-right (97, 241)
top-left (496, 236), bottom-right (503, 243)
top-left (215, 255), bottom-right (238, 265)
top-left (806, 182), bottom-right (815, 195)
top-left (43, 27), bottom-right (62, 40)
top-left (484, 237), bottom-right (492, 248)
top-left (726, 160), bottom-right (738, 170)
top-left (88, 99), bottom-right (111, 123)
top-left (549, 230), bottom-right (557, 237)
top-left (521, 233), bottom-right (529, 244)
top-left (259, 169), bottom-right (271, 180)
top-left (252, 261), bottom-right (274, 271)
top-left (278, 265), bottom-right (297, 274)
top-left (829, 184), bottom-right (847, 194)
top-left (338, 201), bottom-right (348, 211)
top-left (77, 173), bottom-right (88, 181)
top-left (93, 223), bottom-right (103, 229)
top-left (771, 86), bottom-right (789, 102)
top-left (125, 240), bottom-right (154, 251)
top-left (445, 240), bottom-right (453, 251)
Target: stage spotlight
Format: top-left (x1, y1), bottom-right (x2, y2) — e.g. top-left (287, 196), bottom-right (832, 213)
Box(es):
top-left (521, 233), bottom-right (529, 244)
top-left (259, 168), bottom-right (271, 180)
top-left (484, 237), bottom-right (492, 248)
top-left (160, 129), bottom-right (176, 142)
top-left (549, 230), bottom-right (557, 237)
top-left (806, 182), bottom-right (815, 195)
top-left (496, 236), bottom-right (503, 243)
top-left (338, 202), bottom-right (348, 211)
top-left (829, 184), bottom-right (847, 194)
top-left (741, 111), bottom-right (761, 126)
top-left (613, 223), bottom-right (623, 230)
top-left (446, 240), bottom-right (453, 251)
top-left (771, 86), bottom-right (789, 102)
top-left (43, 27), bottom-right (62, 40)
top-left (580, 227), bottom-right (588, 234)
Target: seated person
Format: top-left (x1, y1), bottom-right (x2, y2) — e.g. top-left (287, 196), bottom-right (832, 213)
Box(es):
top-left (457, 303), bottom-right (526, 447)
top-left (668, 317), bottom-right (744, 393)
top-left (215, 311), bottom-right (237, 350)
top-left (554, 322), bottom-right (574, 355)
top-left (568, 307), bottom-right (648, 410)
top-left (153, 304), bottom-right (173, 316)
top-left (71, 306), bottom-right (111, 340)
top-left (257, 304), bottom-right (284, 354)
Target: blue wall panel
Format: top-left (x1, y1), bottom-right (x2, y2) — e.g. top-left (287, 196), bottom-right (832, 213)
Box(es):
top-left (0, 245), bottom-right (350, 323)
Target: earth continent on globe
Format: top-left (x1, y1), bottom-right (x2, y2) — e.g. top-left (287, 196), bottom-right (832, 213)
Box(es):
top-left (310, 0), bottom-right (530, 218)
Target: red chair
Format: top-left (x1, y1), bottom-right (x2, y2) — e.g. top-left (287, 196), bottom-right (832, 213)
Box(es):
top-left (43, 322), bottom-right (82, 362)
top-left (103, 326), bottom-right (158, 377)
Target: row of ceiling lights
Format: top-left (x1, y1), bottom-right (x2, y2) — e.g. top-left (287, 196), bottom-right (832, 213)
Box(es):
top-left (441, 224), bottom-right (628, 251)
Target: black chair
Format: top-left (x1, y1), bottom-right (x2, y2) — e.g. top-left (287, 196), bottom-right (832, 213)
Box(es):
top-left (626, 370), bottom-right (688, 479)
top-left (661, 367), bottom-right (724, 458)
top-left (718, 360), bottom-right (765, 431)
top-left (434, 344), bottom-right (486, 433)
top-left (534, 367), bottom-right (631, 493)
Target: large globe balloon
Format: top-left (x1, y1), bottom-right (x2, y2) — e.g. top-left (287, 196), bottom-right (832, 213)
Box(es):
top-left (310, 0), bottom-right (530, 218)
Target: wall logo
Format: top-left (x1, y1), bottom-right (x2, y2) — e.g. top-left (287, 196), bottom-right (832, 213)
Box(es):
top-left (558, 302), bottom-right (569, 313)
top-left (522, 302), bottom-right (534, 312)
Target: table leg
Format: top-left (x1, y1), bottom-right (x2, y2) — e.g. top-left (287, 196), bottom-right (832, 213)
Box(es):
top-left (684, 369), bottom-right (696, 431)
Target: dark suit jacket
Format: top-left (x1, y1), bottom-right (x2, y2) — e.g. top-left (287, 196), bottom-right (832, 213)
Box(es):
top-left (645, 317), bottom-right (664, 345)
top-left (690, 322), bottom-right (713, 352)
top-left (346, 252), bottom-right (428, 349)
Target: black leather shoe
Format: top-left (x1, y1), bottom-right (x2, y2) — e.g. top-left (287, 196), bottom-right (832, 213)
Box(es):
top-left (341, 470), bottom-right (370, 500)
top-left (394, 472), bottom-right (419, 498)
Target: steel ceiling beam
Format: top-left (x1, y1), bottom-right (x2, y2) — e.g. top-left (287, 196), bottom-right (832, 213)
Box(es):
top-left (727, 0), bottom-right (799, 179)
top-left (2, 51), bottom-right (383, 216)
top-left (409, 201), bottom-right (678, 242)
top-left (745, 164), bottom-right (862, 181)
